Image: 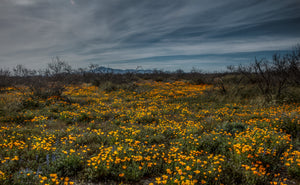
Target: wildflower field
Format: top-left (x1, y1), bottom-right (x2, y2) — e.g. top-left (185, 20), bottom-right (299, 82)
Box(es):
top-left (0, 80), bottom-right (299, 185)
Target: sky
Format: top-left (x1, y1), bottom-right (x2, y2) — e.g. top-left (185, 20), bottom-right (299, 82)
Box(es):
top-left (0, 0), bottom-right (300, 72)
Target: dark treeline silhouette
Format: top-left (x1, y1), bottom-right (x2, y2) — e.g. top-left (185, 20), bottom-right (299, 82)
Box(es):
top-left (0, 45), bottom-right (299, 103)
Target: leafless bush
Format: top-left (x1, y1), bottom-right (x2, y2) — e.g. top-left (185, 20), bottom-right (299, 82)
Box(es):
top-left (13, 64), bottom-right (37, 77)
top-left (6, 57), bottom-right (74, 100)
top-left (232, 45), bottom-right (300, 103)
top-left (0, 68), bottom-right (11, 88)
top-left (48, 57), bottom-right (72, 75)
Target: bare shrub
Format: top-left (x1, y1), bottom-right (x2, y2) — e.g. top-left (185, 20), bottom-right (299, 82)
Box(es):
top-left (232, 45), bottom-right (300, 103)
top-left (0, 68), bottom-right (11, 88)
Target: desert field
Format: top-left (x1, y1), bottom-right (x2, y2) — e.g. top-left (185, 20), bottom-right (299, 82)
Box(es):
top-left (0, 79), bottom-right (299, 185)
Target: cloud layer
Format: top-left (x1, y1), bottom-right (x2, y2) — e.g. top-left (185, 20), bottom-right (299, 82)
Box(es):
top-left (1, 0), bottom-right (300, 71)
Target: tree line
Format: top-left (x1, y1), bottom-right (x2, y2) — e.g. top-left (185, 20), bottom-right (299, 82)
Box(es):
top-left (0, 45), bottom-right (299, 103)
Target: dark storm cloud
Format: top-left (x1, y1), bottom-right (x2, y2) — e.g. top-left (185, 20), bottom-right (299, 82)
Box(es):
top-left (0, 0), bottom-right (300, 71)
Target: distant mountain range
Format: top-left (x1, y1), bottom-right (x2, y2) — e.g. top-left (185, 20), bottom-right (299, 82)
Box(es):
top-left (91, 66), bottom-right (153, 74)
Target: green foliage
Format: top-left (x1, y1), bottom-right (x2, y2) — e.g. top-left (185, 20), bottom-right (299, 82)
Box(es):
top-left (222, 122), bottom-right (248, 136)
top-left (53, 153), bottom-right (83, 177)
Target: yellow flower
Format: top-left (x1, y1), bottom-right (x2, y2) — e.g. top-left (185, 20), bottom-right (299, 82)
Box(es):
top-left (185, 166), bottom-right (191, 171)
top-left (177, 169), bottom-right (183, 175)
top-left (194, 170), bottom-right (200, 174)
top-left (166, 169), bottom-right (172, 174)
top-left (42, 176), bottom-right (47, 180)
top-left (50, 174), bottom-right (57, 178)
top-left (162, 175), bottom-right (168, 180)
